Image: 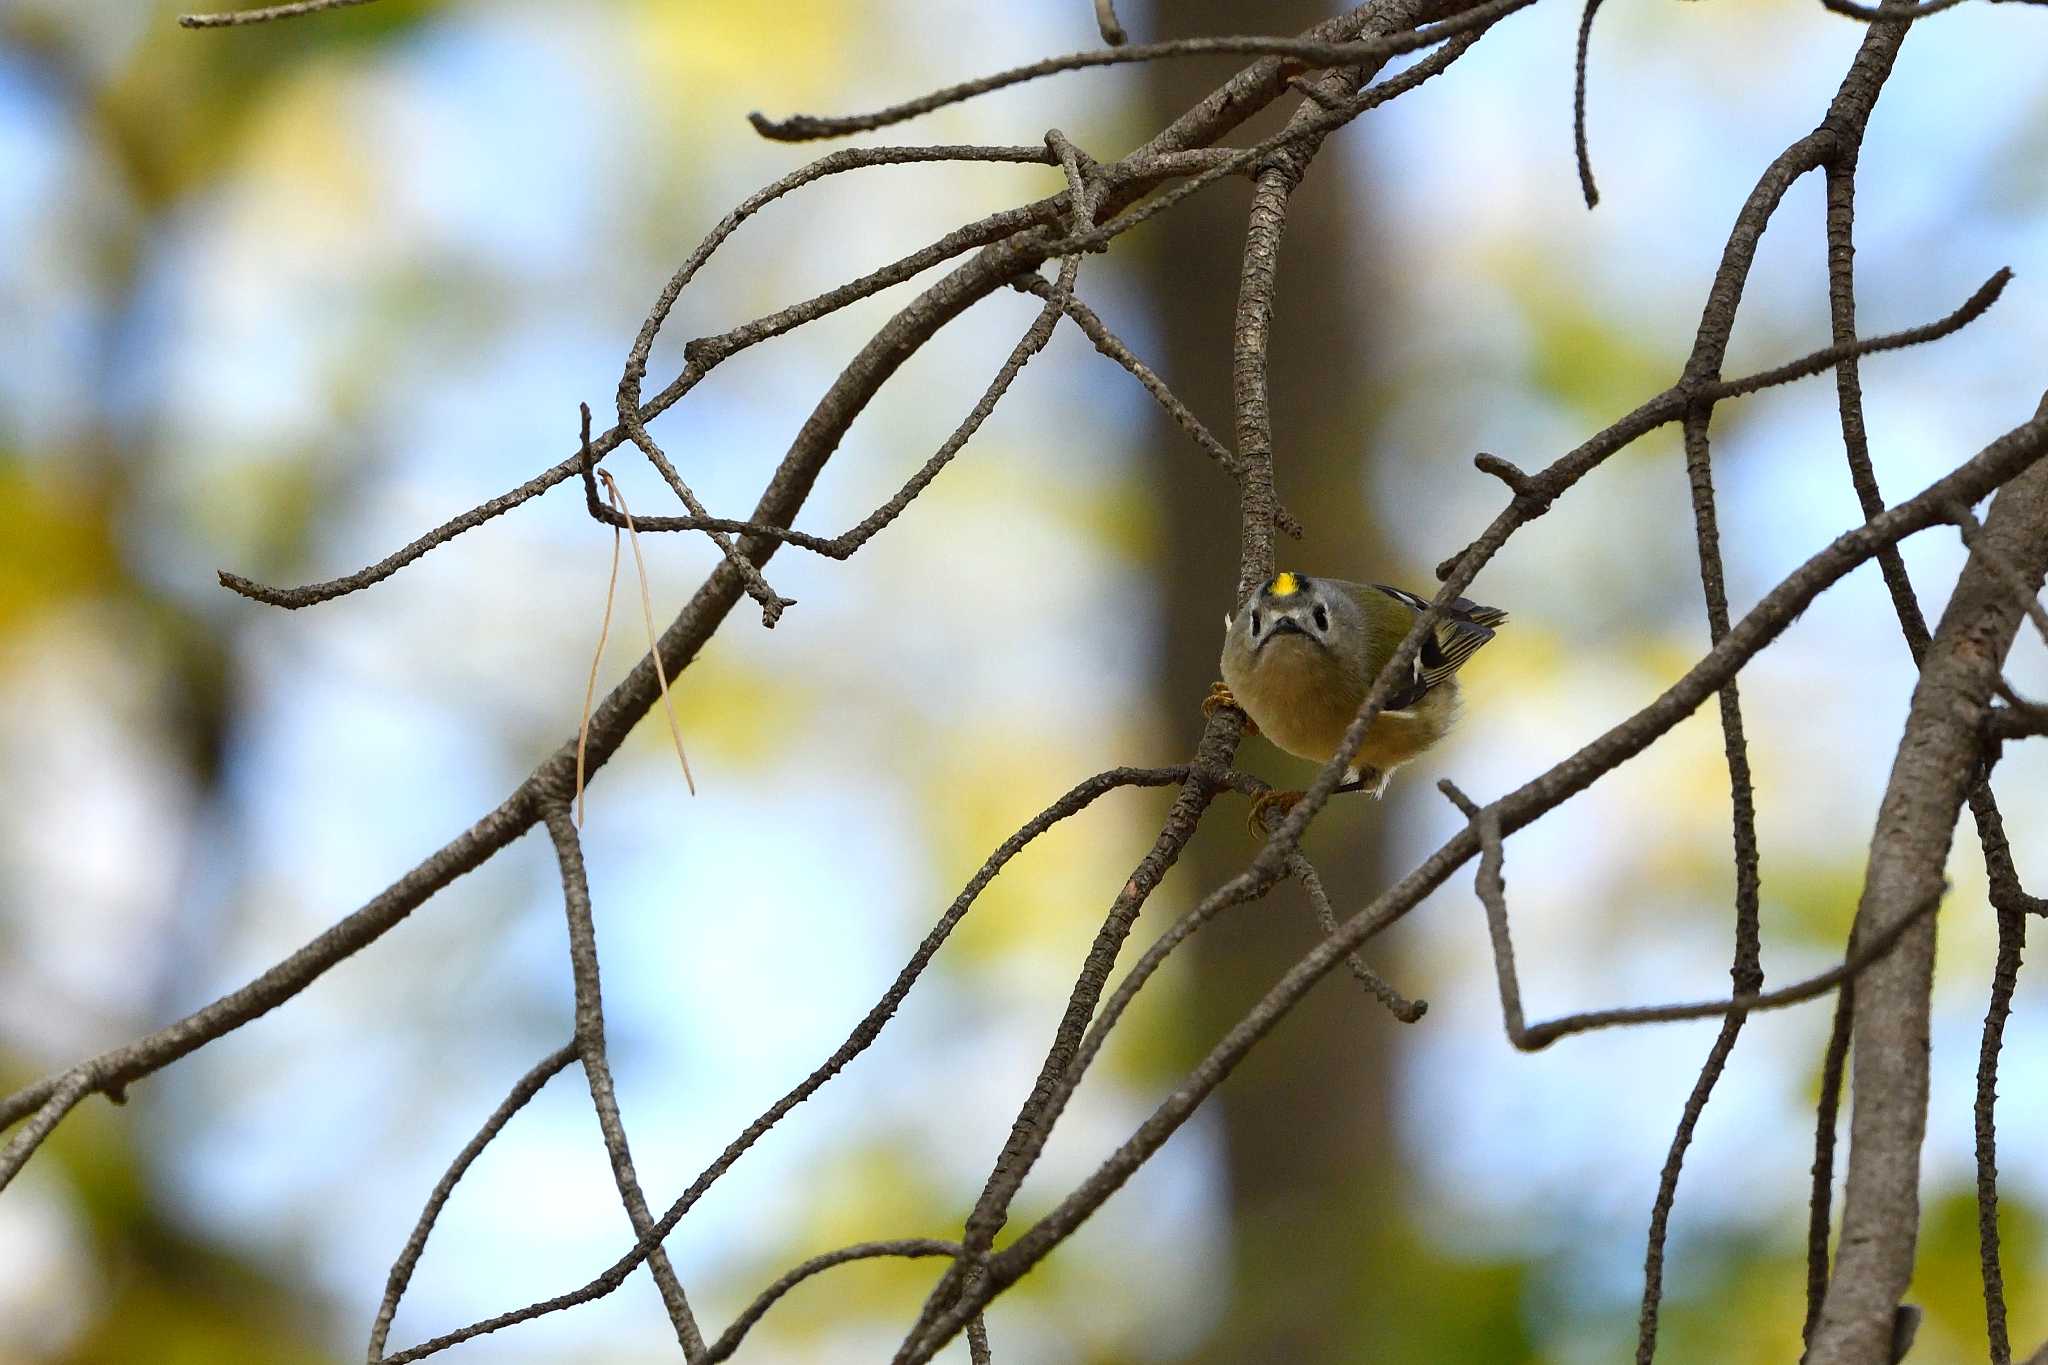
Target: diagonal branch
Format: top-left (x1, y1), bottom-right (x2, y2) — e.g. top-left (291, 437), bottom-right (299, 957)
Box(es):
top-left (179, 0), bottom-right (375, 26)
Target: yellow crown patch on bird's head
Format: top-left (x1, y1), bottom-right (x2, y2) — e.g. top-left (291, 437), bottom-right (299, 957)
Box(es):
top-left (1269, 572), bottom-right (1301, 598)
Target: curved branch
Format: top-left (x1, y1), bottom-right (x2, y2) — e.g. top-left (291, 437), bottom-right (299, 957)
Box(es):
top-left (1571, 0), bottom-right (1608, 207)
top-left (703, 1240), bottom-right (964, 1363)
top-left (368, 1044), bottom-right (579, 1358)
top-left (751, 8), bottom-right (1535, 143)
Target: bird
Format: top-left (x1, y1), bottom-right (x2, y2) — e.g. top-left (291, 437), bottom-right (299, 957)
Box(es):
top-left (1206, 571), bottom-right (1506, 833)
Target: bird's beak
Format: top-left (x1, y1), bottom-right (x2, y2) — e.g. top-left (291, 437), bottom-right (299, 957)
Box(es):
top-left (1260, 616), bottom-right (1308, 647)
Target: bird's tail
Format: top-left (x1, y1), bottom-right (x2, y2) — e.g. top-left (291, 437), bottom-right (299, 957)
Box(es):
top-left (1449, 598), bottom-right (1508, 630)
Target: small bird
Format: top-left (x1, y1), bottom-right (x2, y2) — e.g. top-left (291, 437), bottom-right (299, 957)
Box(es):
top-left (1207, 571), bottom-right (1506, 833)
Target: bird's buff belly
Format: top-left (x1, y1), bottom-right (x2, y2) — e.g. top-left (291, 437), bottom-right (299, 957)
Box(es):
top-left (1228, 651), bottom-right (1458, 774)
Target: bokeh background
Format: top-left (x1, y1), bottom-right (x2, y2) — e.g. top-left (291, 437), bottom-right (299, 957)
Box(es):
top-left (2, 0), bottom-right (2045, 1360)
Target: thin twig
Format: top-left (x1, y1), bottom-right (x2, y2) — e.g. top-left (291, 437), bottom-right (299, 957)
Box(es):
top-left (1003, 273), bottom-right (1305, 537)
top-left (1521, 898), bottom-right (1934, 1047)
top-left (223, 192), bottom-right (1063, 609)
top-left (0, 1071), bottom-right (93, 1190)
top-left (368, 1044), bottom-right (579, 1359)
top-left (703, 1240), bottom-right (967, 1363)
top-left (1974, 905), bottom-right (2026, 1364)
top-left (544, 805), bottom-right (704, 1358)
top-left (1289, 853), bottom-right (1427, 1022)
top-left (179, 0), bottom-right (376, 26)
top-left (751, 8), bottom-right (1537, 143)
top-left (1438, 780), bottom-right (1926, 1051)
top-left (1572, 0), bottom-right (1607, 207)
top-left (1803, 983), bottom-right (1855, 1349)
top-left (622, 420), bottom-right (795, 627)
top-left (1640, 343), bottom-right (1769, 1364)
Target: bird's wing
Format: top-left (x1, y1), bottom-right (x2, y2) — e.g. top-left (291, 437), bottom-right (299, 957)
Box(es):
top-left (1367, 583), bottom-right (1507, 695)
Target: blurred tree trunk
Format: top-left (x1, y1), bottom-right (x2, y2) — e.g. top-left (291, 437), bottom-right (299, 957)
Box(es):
top-left (1144, 5), bottom-right (1405, 1361)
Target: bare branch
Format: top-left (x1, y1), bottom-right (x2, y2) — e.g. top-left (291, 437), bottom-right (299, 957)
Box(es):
top-left (0, 1071), bottom-right (92, 1191)
top-left (1808, 396), bottom-right (2048, 1363)
top-left (1289, 853), bottom-right (1426, 1022)
top-left (1974, 903), bottom-right (2026, 1364)
top-left (179, 0), bottom-right (376, 27)
top-left (1432, 265), bottom-right (2010, 581)
top-left (368, 1044), bottom-right (579, 1359)
top-left (2, 791), bottom-right (541, 1161)
top-left (750, 7), bottom-right (1536, 143)
top-left (223, 190), bottom-right (1061, 608)
top-left (1985, 698), bottom-right (2048, 743)
top-left (1713, 266), bottom-right (2011, 400)
top-left (1436, 779), bottom-right (1928, 1052)
top-left (1571, 0), bottom-right (1608, 207)
top-left (1071, 19), bottom-right (1506, 258)
top-left (1008, 278), bottom-right (1224, 465)
top-left (1804, 985), bottom-right (1856, 1348)
top-left (1818, 0), bottom-right (1974, 20)
top-left (1522, 898), bottom-right (1935, 1047)
top-left (620, 419), bottom-right (795, 627)
top-left (703, 1240), bottom-right (967, 1363)
top-left (545, 805), bottom-right (704, 1358)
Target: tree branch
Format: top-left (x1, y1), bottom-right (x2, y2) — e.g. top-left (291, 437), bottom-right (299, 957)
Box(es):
top-left (1807, 393), bottom-right (2048, 1364)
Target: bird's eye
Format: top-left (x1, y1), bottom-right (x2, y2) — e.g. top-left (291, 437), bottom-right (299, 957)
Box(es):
top-left (1249, 610), bottom-right (1262, 637)
top-left (1312, 604), bottom-right (1330, 632)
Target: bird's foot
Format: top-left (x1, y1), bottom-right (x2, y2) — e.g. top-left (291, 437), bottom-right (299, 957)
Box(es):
top-left (1203, 681), bottom-right (1257, 735)
top-left (1248, 788), bottom-right (1304, 836)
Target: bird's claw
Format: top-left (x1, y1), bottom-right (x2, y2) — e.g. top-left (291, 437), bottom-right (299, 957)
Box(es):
top-left (1203, 681), bottom-right (1257, 735)
top-left (1248, 789), bottom-right (1304, 836)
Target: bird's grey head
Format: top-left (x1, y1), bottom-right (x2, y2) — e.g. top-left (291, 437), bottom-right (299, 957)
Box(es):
top-left (1229, 572), bottom-right (1344, 655)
